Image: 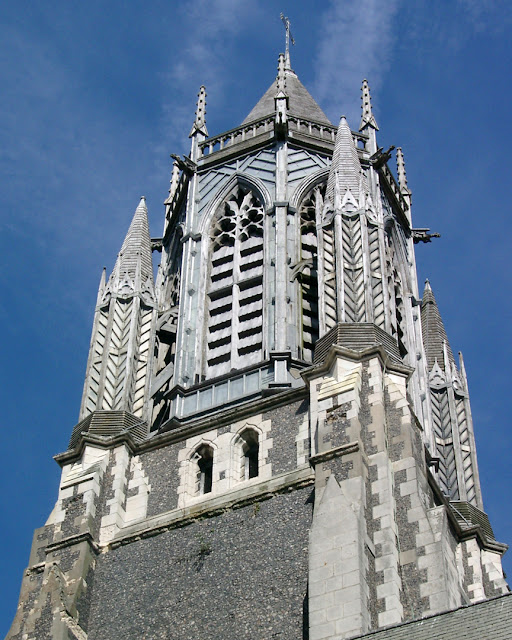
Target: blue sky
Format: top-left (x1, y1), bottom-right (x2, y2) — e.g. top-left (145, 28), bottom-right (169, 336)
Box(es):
top-left (1, 0), bottom-right (511, 631)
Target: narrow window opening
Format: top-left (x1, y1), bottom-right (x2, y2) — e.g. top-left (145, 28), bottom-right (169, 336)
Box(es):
top-left (196, 445), bottom-right (214, 495)
top-left (240, 430), bottom-right (259, 480)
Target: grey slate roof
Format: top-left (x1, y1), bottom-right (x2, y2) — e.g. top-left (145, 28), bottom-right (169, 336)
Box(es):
top-left (421, 280), bottom-right (455, 372)
top-left (242, 70), bottom-right (332, 125)
top-left (313, 323), bottom-right (403, 366)
top-left (353, 593), bottom-right (512, 640)
top-left (68, 410), bottom-right (148, 449)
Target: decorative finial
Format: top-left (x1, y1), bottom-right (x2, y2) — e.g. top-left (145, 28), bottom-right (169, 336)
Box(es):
top-left (280, 13), bottom-right (295, 71)
top-left (276, 53), bottom-right (287, 95)
top-left (359, 79), bottom-right (379, 131)
top-left (396, 147), bottom-right (411, 195)
top-left (189, 85), bottom-right (208, 137)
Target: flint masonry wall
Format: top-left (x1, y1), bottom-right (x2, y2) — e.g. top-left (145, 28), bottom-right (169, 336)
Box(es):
top-left (86, 488), bottom-right (312, 640)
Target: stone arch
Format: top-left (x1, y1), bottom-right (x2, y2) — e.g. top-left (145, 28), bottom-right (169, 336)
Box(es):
top-left (180, 439), bottom-right (218, 502)
top-left (202, 181), bottom-right (267, 378)
top-left (231, 424), bottom-right (262, 484)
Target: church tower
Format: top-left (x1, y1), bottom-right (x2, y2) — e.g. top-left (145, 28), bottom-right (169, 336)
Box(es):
top-left (7, 34), bottom-right (509, 640)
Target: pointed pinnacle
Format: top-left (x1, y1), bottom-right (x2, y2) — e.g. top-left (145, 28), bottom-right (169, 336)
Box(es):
top-left (276, 53), bottom-right (287, 96)
top-left (421, 279), bottom-right (455, 371)
top-left (189, 85), bottom-right (208, 137)
top-left (396, 147), bottom-right (411, 195)
top-left (109, 196), bottom-right (154, 291)
top-left (360, 79), bottom-right (379, 131)
top-left (325, 116), bottom-right (362, 210)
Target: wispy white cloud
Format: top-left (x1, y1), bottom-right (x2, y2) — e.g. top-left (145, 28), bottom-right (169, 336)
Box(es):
top-left (457, 0), bottom-right (512, 32)
top-left (157, 0), bottom-right (255, 157)
top-left (313, 0), bottom-right (401, 126)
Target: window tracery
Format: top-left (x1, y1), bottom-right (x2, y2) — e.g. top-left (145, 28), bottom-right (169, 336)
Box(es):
top-left (206, 186), bottom-right (265, 377)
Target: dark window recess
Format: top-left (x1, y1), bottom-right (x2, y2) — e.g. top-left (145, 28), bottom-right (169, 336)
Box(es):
top-left (197, 445), bottom-right (214, 494)
top-left (241, 430), bottom-right (259, 480)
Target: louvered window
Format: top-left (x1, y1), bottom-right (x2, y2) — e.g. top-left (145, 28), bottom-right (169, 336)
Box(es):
top-left (299, 197), bottom-right (319, 360)
top-left (206, 187), bottom-right (264, 377)
top-left (298, 185), bottom-right (328, 360)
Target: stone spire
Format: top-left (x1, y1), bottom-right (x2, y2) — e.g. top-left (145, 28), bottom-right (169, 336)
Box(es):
top-left (189, 85), bottom-right (208, 138)
top-left (359, 79), bottom-right (379, 131)
top-left (421, 279), bottom-right (455, 372)
top-left (325, 116), bottom-right (362, 212)
top-left (106, 196), bottom-right (154, 297)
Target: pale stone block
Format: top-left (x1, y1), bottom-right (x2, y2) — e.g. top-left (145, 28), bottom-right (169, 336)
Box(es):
top-left (375, 555), bottom-right (397, 572)
top-left (420, 578), bottom-right (446, 597)
top-left (378, 608), bottom-right (402, 627)
top-left (333, 586), bottom-right (360, 606)
top-left (309, 620), bottom-right (336, 640)
top-left (339, 541), bottom-right (359, 559)
top-left (333, 555), bottom-right (360, 575)
top-left (310, 545), bottom-right (335, 568)
top-left (308, 587), bottom-right (332, 607)
top-left (77, 479), bottom-right (93, 493)
top-left (399, 480), bottom-right (417, 497)
top-left (408, 506), bottom-right (427, 523)
top-left (427, 591), bottom-right (450, 613)
top-left (310, 564), bottom-right (334, 584)
top-left (341, 599), bottom-right (364, 618)
top-left (399, 549), bottom-right (417, 565)
top-left (58, 486), bottom-right (74, 500)
top-left (324, 575), bottom-right (344, 593)
top-left (342, 570), bottom-right (361, 588)
top-left (325, 604), bottom-right (343, 622)
top-left (335, 614), bottom-right (364, 636)
top-left (308, 608), bottom-right (327, 626)
top-left (376, 582), bottom-right (400, 600)
top-left (392, 458), bottom-right (415, 472)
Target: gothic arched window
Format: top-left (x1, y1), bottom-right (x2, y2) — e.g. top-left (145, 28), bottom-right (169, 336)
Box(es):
top-left (194, 444), bottom-right (214, 495)
top-left (235, 429), bottom-right (259, 481)
top-left (205, 186), bottom-right (265, 377)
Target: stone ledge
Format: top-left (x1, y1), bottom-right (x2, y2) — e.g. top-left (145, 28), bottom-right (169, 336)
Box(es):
top-left (310, 442), bottom-right (360, 466)
top-left (108, 465), bottom-right (314, 549)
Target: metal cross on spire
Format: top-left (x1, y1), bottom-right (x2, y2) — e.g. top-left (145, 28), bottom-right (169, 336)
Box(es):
top-left (280, 13), bottom-right (295, 70)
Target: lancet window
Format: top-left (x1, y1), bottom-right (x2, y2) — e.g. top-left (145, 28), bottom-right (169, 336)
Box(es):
top-left (194, 444), bottom-right (214, 495)
top-left (205, 186), bottom-right (265, 378)
top-left (237, 429), bottom-right (259, 481)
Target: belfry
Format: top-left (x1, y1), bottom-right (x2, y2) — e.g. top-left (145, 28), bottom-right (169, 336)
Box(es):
top-left (7, 32), bottom-right (510, 640)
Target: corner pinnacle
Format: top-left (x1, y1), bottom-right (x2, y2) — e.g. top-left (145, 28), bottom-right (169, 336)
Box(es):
top-left (189, 85), bottom-right (208, 138)
top-left (396, 147), bottom-right (411, 196)
top-left (360, 79), bottom-right (379, 131)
